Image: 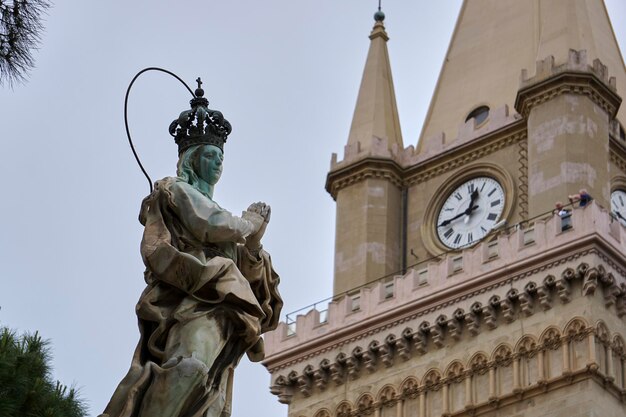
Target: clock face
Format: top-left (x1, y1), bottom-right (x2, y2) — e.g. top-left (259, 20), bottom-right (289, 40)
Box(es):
top-left (436, 177), bottom-right (506, 249)
top-left (611, 190), bottom-right (626, 225)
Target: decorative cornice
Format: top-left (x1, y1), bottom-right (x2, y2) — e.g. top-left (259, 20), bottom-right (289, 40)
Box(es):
top-left (325, 124), bottom-right (527, 200)
top-left (270, 317), bottom-right (626, 413)
top-left (404, 129), bottom-right (526, 187)
top-left (325, 157), bottom-right (403, 200)
top-left (514, 71), bottom-right (621, 118)
top-left (265, 252), bottom-right (626, 373)
top-left (264, 203), bottom-right (626, 369)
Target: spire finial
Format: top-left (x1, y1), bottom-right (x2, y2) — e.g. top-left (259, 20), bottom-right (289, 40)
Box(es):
top-left (374, 0), bottom-right (385, 22)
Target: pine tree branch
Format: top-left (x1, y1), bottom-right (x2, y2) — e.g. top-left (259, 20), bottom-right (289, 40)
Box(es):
top-left (0, 0), bottom-right (51, 86)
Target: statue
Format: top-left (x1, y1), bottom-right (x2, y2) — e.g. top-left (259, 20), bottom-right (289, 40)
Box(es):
top-left (100, 81), bottom-right (282, 417)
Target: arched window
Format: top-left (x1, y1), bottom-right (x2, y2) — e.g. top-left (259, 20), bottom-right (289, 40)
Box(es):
top-left (466, 106), bottom-right (490, 126)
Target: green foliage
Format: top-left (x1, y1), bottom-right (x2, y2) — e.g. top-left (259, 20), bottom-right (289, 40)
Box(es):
top-left (0, 328), bottom-right (87, 417)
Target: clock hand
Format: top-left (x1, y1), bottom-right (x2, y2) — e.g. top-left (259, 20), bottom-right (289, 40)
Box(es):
top-left (614, 210), bottom-right (626, 221)
top-left (439, 205), bottom-right (479, 227)
top-left (468, 189), bottom-right (479, 209)
top-left (464, 189), bottom-right (479, 223)
top-left (438, 212), bottom-right (465, 227)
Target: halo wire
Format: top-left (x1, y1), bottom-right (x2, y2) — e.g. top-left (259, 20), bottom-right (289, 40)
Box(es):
top-left (124, 67), bottom-right (195, 193)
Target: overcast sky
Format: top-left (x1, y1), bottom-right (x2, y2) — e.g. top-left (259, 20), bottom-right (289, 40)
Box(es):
top-left (1, 1), bottom-right (625, 416)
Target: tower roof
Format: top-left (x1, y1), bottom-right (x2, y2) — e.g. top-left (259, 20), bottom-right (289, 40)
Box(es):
top-left (418, 0), bottom-right (626, 151)
top-left (346, 10), bottom-right (403, 154)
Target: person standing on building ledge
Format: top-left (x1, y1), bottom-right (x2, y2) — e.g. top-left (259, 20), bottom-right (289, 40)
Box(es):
top-left (100, 80), bottom-right (282, 417)
top-left (554, 201), bottom-right (572, 231)
top-left (569, 189), bottom-right (593, 208)
top-left (554, 201), bottom-right (569, 216)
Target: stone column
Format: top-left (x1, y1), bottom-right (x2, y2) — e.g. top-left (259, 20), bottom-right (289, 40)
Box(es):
top-left (587, 332), bottom-right (598, 371)
top-left (513, 358), bottom-right (521, 391)
top-left (488, 368), bottom-right (496, 399)
top-left (606, 345), bottom-right (615, 382)
top-left (465, 376), bottom-right (472, 408)
top-left (562, 339), bottom-right (571, 375)
top-left (419, 392), bottom-right (426, 417)
top-left (442, 384), bottom-right (449, 414)
top-left (537, 350), bottom-right (546, 382)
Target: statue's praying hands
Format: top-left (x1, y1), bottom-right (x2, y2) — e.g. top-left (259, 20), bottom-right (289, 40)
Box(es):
top-left (244, 202), bottom-right (271, 252)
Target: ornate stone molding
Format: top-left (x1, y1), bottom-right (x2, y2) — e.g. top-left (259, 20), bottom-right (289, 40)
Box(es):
top-left (324, 127), bottom-right (526, 200)
top-left (517, 140), bottom-right (528, 219)
top-left (610, 144), bottom-right (626, 175)
top-left (270, 318), bottom-right (626, 415)
top-left (267, 258), bottom-right (626, 375)
top-left (325, 157), bottom-right (403, 200)
top-left (404, 131), bottom-right (526, 187)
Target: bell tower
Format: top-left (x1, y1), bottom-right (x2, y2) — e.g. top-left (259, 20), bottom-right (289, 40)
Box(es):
top-left (264, 2), bottom-right (626, 417)
top-left (326, 9), bottom-right (404, 296)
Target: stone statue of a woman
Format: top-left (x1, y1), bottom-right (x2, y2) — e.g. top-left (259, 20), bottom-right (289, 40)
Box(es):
top-left (100, 85), bottom-right (282, 417)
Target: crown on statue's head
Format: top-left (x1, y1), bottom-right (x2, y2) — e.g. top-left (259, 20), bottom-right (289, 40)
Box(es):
top-left (169, 77), bottom-right (232, 154)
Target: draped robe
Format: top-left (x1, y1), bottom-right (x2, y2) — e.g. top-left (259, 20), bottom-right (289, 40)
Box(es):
top-left (100, 177), bottom-right (282, 417)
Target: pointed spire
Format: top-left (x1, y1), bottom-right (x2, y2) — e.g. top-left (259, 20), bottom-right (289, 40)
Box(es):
top-left (418, 0), bottom-right (626, 151)
top-left (346, 7), bottom-right (403, 155)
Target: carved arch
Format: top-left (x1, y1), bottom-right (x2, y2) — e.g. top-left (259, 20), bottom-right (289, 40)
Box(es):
top-left (564, 317), bottom-right (589, 339)
top-left (376, 384), bottom-right (397, 405)
top-left (313, 409), bottom-right (331, 417)
top-left (492, 343), bottom-right (514, 396)
top-left (444, 360), bottom-right (465, 378)
top-left (335, 400), bottom-right (353, 417)
top-left (491, 343), bottom-right (513, 364)
top-left (516, 335), bottom-right (540, 387)
top-left (515, 335), bottom-right (538, 355)
top-left (540, 326), bottom-right (563, 378)
top-left (539, 326), bottom-right (562, 350)
top-left (401, 376), bottom-right (420, 416)
top-left (400, 376), bottom-right (420, 398)
top-left (563, 317), bottom-right (590, 370)
top-left (468, 351), bottom-right (489, 374)
top-left (445, 360), bottom-right (466, 413)
top-left (468, 352), bottom-right (490, 405)
top-left (422, 368), bottom-right (443, 390)
top-left (355, 392), bottom-right (375, 415)
top-left (612, 335), bottom-right (626, 390)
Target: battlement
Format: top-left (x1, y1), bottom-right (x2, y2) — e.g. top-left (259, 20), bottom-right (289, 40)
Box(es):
top-left (264, 202), bottom-right (626, 357)
top-left (329, 103), bottom-right (522, 175)
top-left (515, 49), bottom-right (622, 118)
top-left (520, 49), bottom-right (617, 92)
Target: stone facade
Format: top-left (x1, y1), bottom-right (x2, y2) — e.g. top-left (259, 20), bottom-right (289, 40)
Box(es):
top-left (265, 204), bottom-right (626, 416)
top-left (264, 1), bottom-right (626, 416)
